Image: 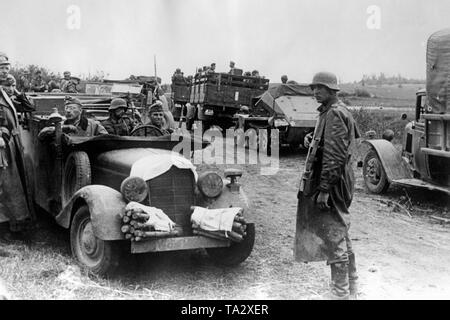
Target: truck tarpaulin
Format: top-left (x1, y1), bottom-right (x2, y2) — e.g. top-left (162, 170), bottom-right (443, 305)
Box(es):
top-left (427, 28), bottom-right (450, 114)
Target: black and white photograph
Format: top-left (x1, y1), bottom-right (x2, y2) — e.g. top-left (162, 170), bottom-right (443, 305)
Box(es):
top-left (0, 0), bottom-right (449, 304)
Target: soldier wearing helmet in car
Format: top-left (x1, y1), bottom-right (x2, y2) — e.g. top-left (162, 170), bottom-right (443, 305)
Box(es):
top-left (101, 98), bottom-right (137, 136)
top-left (295, 71), bottom-right (360, 300)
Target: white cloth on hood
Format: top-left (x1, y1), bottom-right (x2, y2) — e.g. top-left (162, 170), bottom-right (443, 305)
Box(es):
top-left (130, 151), bottom-right (198, 181)
top-left (126, 202), bottom-right (176, 232)
top-left (191, 206), bottom-right (243, 233)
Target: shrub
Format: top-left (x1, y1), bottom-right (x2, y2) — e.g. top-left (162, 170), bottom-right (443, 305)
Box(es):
top-left (354, 88), bottom-right (371, 97)
top-left (350, 107), bottom-right (407, 143)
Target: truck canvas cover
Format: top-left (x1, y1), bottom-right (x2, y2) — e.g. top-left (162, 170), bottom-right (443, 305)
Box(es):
top-left (427, 28), bottom-right (450, 114)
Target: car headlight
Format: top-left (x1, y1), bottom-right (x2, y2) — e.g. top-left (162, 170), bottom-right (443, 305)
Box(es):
top-left (120, 176), bottom-right (148, 203)
top-left (197, 172), bottom-right (223, 198)
top-left (274, 119), bottom-right (289, 127)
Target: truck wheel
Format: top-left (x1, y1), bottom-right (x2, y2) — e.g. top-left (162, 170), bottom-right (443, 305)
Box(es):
top-left (62, 152), bottom-right (91, 205)
top-left (363, 149), bottom-right (390, 193)
top-left (206, 223), bottom-right (255, 267)
top-left (70, 205), bottom-right (123, 276)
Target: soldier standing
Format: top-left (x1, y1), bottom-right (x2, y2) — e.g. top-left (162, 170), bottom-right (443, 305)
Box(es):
top-left (294, 71), bottom-right (360, 300)
top-left (18, 70), bottom-right (31, 92)
top-left (101, 98), bottom-right (136, 136)
top-left (0, 53), bottom-right (34, 232)
top-left (229, 61), bottom-right (236, 74)
top-left (47, 74), bottom-right (60, 92)
top-left (30, 70), bottom-right (47, 92)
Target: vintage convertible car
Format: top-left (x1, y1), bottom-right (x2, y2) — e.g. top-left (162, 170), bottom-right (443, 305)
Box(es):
top-left (15, 94), bottom-right (255, 276)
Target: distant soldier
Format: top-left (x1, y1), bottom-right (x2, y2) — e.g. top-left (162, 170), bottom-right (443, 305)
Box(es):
top-left (30, 70), bottom-right (47, 92)
top-left (251, 70), bottom-right (260, 77)
top-left (61, 71), bottom-right (78, 93)
top-left (47, 74), bottom-right (60, 92)
top-left (101, 98), bottom-right (137, 136)
top-left (60, 71), bottom-right (71, 90)
top-left (195, 66), bottom-right (203, 79)
top-left (295, 71), bottom-right (360, 300)
top-left (281, 75), bottom-right (288, 84)
top-left (229, 61), bottom-right (236, 74)
top-left (206, 63), bottom-right (216, 74)
top-left (18, 70), bottom-right (31, 92)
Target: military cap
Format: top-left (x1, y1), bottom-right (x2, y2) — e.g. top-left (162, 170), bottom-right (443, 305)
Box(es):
top-left (309, 71), bottom-right (340, 91)
top-left (64, 96), bottom-right (83, 107)
top-left (149, 101), bottom-right (163, 113)
top-left (0, 53), bottom-right (10, 66)
top-left (109, 98), bottom-right (127, 111)
top-left (176, 68), bottom-right (181, 72)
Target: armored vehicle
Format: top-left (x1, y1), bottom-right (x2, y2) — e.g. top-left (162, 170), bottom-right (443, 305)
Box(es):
top-left (234, 83), bottom-right (317, 152)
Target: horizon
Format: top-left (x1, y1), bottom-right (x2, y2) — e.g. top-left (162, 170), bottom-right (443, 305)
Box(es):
top-left (1, 0), bottom-right (448, 84)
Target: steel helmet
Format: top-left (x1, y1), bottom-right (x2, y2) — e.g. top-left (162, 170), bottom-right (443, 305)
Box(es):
top-left (309, 71), bottom-right (339, 91)
top-left (109, 98), bottom-right (127, 110)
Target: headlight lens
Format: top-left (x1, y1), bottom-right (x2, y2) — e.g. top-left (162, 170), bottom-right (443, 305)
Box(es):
top-left (274, 118), bottom-right (289, 127)
top-left (120, 176), bottom-right (148, 203)
top-left (197, 172), bottom-right (223, 198)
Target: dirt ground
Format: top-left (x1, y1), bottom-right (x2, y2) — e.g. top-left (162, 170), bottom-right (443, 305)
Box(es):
top-left (0, 136), bottom-right (449, 300)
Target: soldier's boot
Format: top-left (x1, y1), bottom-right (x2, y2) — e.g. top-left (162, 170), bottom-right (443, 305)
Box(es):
top-left (348, 252), bottom-right (359, 300)
top-left (328, 262), bottom-right (350, 300)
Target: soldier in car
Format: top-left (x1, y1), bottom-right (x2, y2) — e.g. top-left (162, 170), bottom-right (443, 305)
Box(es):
top-left (101, 98), bottom-right (137, 136)
top-left (135, 101), bottom-right (173, 137)
top-left (39, 96), bottom-right (108, 139)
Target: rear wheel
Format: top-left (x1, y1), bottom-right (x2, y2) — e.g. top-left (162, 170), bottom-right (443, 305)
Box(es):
top-left (363, 149), bottom-right (390, 193)
top-left (206, 223), bottom-right (255, 267)
top-left (70, 205), bottom-right (123, 276)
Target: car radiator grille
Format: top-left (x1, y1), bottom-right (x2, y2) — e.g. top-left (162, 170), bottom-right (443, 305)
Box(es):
top-left (147, 166), bottom-right (195, 228)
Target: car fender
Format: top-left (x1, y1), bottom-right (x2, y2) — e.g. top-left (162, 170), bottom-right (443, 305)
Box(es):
top-left (362, 139), bottom-right (412, 182)
top-left (196, 181), bottom-right (250, 215)
top-left (55, 185), bottom-right (126, 241)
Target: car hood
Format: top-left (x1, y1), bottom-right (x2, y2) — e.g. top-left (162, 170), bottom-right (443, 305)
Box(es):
top-left (93, 148), bottom-right (196, 178)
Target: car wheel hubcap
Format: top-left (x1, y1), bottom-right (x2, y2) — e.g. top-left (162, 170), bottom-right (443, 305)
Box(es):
top-left (367, 157), bottom-right (381, 184)
top-left (79, 220), bottom-right (102, 262)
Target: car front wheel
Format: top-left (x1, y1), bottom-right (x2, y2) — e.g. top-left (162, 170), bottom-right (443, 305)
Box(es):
top-left (363, 149), bottom-right (390, 194)
top-left (70, 205), bottom-right (123, 276)
top-left (206, 223), bottom-right (255, 267)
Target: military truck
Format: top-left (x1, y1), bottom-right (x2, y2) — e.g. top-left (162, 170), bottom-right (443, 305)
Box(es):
top-left (189, 72), bottom-right (269, 131)
top-left (5, 93), bottom-right (256, 276)
top-left (234, 83), bottom-right (317, 152)
top-left (362, 29), bottom-right (450, 196)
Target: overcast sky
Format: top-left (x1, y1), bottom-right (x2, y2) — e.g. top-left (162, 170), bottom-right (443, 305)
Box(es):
top-left (1, 0), bottom-right (448, 83)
